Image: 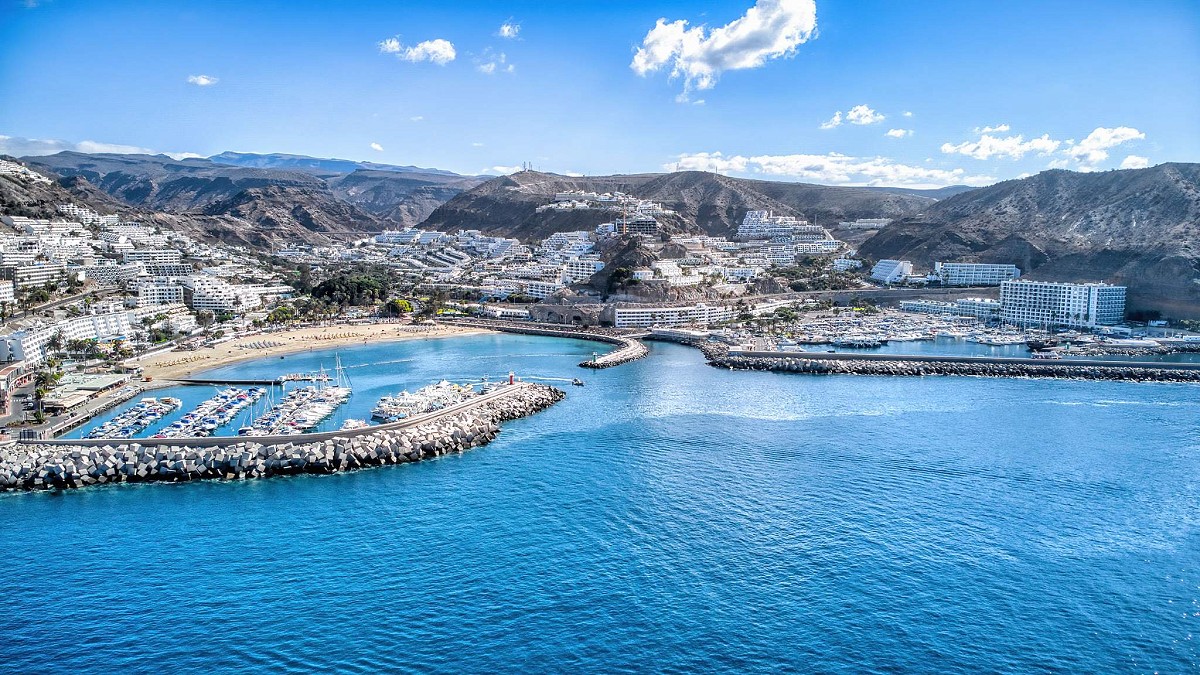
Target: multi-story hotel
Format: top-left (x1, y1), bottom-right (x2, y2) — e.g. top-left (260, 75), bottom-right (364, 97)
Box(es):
top-left (934, 262), bottom-right (1021, 286)
top-left (605, 303), bottom-right (735, 328)
top-left (1000, 280), bottom-right (1126, 328)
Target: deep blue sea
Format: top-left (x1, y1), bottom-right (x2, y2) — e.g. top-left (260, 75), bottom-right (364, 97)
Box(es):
top-left (4, 334), bottom-right (1199, 673)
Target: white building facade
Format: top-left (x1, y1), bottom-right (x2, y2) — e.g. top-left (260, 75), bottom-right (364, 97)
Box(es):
top-left (1000, 280), bottom-right (1126, 328)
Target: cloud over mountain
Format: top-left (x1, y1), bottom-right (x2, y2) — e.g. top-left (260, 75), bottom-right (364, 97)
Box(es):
top-left (668, 150), bottom-right (991, 188)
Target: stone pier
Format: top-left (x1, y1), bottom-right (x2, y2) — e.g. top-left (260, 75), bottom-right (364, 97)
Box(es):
top-left (0, 383), bottom-right (565, 493)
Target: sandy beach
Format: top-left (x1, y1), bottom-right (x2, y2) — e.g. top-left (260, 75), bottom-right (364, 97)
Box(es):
top-left (132, 323), bottom-right (492, 381)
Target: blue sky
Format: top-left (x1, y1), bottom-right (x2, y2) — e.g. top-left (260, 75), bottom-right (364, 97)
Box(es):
top-left (1, 0), bottom-right (1197, 187)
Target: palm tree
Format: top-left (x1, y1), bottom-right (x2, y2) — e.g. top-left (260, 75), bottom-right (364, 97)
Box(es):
top-left (46, 331), bottom-right (64, 356)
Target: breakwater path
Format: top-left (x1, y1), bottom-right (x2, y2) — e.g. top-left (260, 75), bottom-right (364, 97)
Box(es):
top-left (702, 345), bottom-right (1200, 382)
top-left (1, 383), bottom-right (565, 492)
top-left (439, 319), bottom-right (648, 368)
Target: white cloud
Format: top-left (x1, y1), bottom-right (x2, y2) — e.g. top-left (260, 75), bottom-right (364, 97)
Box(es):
top-left (941, 133), bottom-right (1061, 160)
top-left (370, 142), bottom-right (384, 152)
top-left (973, 124), bottom-right (1010, 134)
top-left (942, 125), bottom-right (1145, 170)
top-left (631, 0), bottom-right (817, 100)
top-left (489, 165), bottom-right (524, 175)
top-left (379, 37), bottom-right (456, 65)
top-left (1120, 154), bottom-right (1150, 170)
top-left (885, 128), bottom-right (912, 138)
top-left (845, 104), bottom-right (884, 125)
top-left (0, 134), bottom-right (196, 160)
top-left (477, 50), bottom-right (515, 75)
top-left (668, 150), bottom-right (992, 188)
top-left (1064, 126), bottom-right (1145, 167)
top-left (902, 111), bottom-right (913, 117)
top-left (820, 104), bottom-right (884, 129)
top-left (471, 142), bottom-right (485, 147)
top-left (410, 116), bottom-right (424, 122)
top-left (498, 20), bottom-right (520, 39)
top-left (186, 74), bottom-right (218, 86)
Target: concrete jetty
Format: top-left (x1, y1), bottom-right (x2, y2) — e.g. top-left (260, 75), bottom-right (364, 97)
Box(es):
top-left (699, 344), bottom-right (1200, 382)
top-left (439, 318), bottom-right (649, 368)
top-left (0, 383), bottom-right (565, 493)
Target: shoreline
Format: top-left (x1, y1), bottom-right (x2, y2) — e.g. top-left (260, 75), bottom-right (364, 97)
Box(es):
top-left (133, 323), bottom-right (493, 383)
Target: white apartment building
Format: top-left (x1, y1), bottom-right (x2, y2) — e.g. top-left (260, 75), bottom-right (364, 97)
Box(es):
top-left (738, 211), bottom-right (812, 239)
top-left (954, 298), bottom-right (1002, 320)
top-left (935, 262), bottom-right (1021, 286)
top-left (1, 263), bottom-right (70, 290)
top-left (899, 300), bottom-right (956, 315)
top-left (0, 160), bottom-right (51, 184)
top-left (1000, 280), bottom-right (1126, 328)
top-left (522, 281), bottom-right (564, 300)
top-left (123, 249), bottom-right (182, 265)
top-left (136, 281), bottom-right (185, 306)
top-left (182, 276), bottom-right (263, 313)
top-left (0, 280), bottom-right (13, 304)
top-left (899, 297), bottom-right (1001, 320)
top-left (870, 259), bottom-right (913, 284)
top-left (78, 262), bottom-right (145, 288)
top-left (832, 257), bottom-right (863, 272)
top-left (561, 257), bottom-right (605, 284)
top-left (607, 303), bottom-right (735, 328)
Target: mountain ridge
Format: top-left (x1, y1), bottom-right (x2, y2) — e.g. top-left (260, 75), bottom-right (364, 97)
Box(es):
top-left (857, 163), bottom-right (1200, 316)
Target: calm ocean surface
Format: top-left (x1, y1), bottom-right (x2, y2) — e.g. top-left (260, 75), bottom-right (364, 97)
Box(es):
top-left (3, 334), bottom-right (1199, 673)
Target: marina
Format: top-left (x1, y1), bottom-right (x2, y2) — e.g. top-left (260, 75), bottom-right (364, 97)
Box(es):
top-left (370, 380), bottom-right (480, 422)
top-left (152, 387), bottom-right (267, 438)
top-left (84, 396), bottom-right (182, 440)
top-left (240, 359), bottom-right (352, 436)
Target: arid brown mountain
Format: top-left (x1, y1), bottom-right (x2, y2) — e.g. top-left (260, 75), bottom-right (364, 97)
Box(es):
top-left (857, 164), bottom-right (1200, 317)
top-left (0, 157), bottom-right (343, 248)
top-left (325, 169), bottom-right (486, 226)
top-left (420, 170), bottom-right (942, 240)
top-left (20, 151), bottom-right (485, 244)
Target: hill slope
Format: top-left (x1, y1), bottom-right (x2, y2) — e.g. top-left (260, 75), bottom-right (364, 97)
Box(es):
top-left (857, 164), bottom-right (1200, 317)
top-left (21, 151), bottom-right (485, 243)
top-left (420, 170), bottom-right (939, 239)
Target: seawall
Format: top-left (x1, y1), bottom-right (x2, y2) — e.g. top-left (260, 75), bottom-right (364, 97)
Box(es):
top-left (0, 383), bottom-right (565, 493)
top-left (702, 345), bottom-right (1200, 382)
top-left (439, 318), bottom-right (648, 368)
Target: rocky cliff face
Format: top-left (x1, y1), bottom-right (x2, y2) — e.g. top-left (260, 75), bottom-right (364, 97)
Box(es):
top-left (857, 164), bottom-right (1200, 317)
top-left (421, 170), bottom-right (940, 239)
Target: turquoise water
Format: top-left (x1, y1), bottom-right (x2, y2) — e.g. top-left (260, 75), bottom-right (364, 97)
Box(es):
top-left (4, 334), bottom-right (1200, 672)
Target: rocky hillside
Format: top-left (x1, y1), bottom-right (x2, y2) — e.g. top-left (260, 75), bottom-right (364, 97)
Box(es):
top-left (0, 158), bottom-right (343, 248)
top-left (857, 163), bottom-right (1200, 317)
top-left (21, 151), bottom-right (485, 244)
top-left (421, 170), bottom-right (940, 240)
top-left (326, 170), bottom-right (485, 226)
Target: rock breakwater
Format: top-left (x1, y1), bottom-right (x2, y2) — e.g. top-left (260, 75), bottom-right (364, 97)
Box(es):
top-left (0, 383), bottom-right (565, 493)
top-left (700, 343), bottom-right (1200, 381)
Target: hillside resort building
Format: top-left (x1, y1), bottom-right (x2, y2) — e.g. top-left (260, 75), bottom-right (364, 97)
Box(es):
top-left (999, 280), bottom-right (1126, 328)
top-left (870, 259), bottom-right (913, 284)
top-left (934, 262), bottom-right (1021, 286)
